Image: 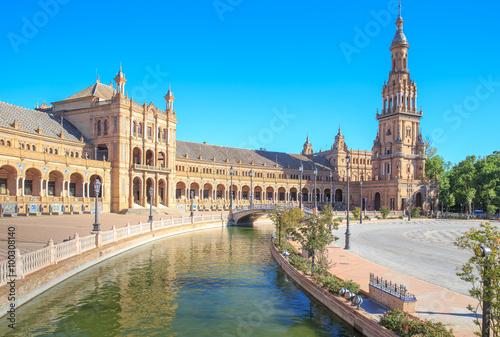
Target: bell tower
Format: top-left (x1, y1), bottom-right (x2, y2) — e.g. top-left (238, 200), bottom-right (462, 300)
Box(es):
top-left (372, 2), bottom-right (426, 182)
top-left (302, 134), bottom-right (313, 155)
top-left (114, 65), bottom-right (127, 97)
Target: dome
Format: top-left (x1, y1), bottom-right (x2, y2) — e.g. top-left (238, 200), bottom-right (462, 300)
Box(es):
top-left (391, 31), bottom-right (408, 47)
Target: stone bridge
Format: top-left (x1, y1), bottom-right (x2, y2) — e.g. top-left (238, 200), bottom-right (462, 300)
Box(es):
top-left (229, 204), bottom-right (312, 225)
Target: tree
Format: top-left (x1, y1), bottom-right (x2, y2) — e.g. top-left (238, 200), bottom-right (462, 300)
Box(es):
top-left (452, 156), bottom-right (477, 215)
top-left (352, 207), bottom-right (361, 221)
top-left (380, 206), bottom-right (390, 219)
top-left (455, 222), bottom-right (500, 336)
top-left (270, 207), bottom-right (304, 247)
top-left (293, 208), bottom-right (336, 276)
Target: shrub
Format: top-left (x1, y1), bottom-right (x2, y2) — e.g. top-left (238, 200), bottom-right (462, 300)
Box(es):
top-left (380, 206), bottom-right (391, 219)
top-left (411, 207), bottom-right (421, 218)
top-left (352, 207), bottom-right (361, 220)
top-left (380, 310), bottom-right (453, 337)
top-left (289, 255), bottom-right (311, 274)
top-left (280, 240), bottom-right (298, 256)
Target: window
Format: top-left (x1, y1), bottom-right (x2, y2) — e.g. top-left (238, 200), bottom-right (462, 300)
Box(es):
top-left (133, 122), bottom-right (137, 136)
top-left (176, 189), bottom-right (182, 199)
top-left (138, 123), bottom-right (143, 137)
top-left (114, 117), bottom-right (118, 132)
top-left (163, 129), bottom-right (166, 142)
top-left (203, 190), bottom-right (209, 199)
top-left (0, 179), bottom-right (7, 195)
top-left (48, 182), bottom-right (55, 196)
top-left (104, 119), bottom-right (108, 135)
top-left (255, 191), bottom-right (261, 200)
top-left (217, 190), bottom-right (223, 199)
top-left (97, 120), bottom-right (101, 136)
top-left (267, 191), bottom-right (273, 200)
top-left (147, 126), bottom-right (152, 140)
top-left (242, 191), bottom-right (248, 200)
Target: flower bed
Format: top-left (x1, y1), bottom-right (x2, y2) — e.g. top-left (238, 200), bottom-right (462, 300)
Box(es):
top-left (380, 310), bottom-right (453, 337)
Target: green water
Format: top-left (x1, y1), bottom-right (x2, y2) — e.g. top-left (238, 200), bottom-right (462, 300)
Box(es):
top-left (2, 225), bottom-right (362, 336)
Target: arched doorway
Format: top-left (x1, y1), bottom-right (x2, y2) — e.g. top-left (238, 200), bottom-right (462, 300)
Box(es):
top-left (96, 144), bottom-right (108, 161)
top-left (158, 179), bottom-right (166, 205)
top-left (216, 184), bottom-right (225, 200)
top-left (266, 186), bottom-right (274, 202)
top-left (146, 150), bottom-right (154, 166)
top-left (203, 183), bottom-right (213, 200)
top-left (0, 165), bottom-right (17, 196)
top-left (69, 173), bottom-right (84, 197)
top-left (242, 185), bottom-right (250, 201)
top-left (302, 188), bottom-right (309, 202)
top-left (190, 182), bottom-right (200, 199)
top-left (158, 152), bottom-right (166, 167)
top-left (278, 187), bottom-right (286, 201)
top-left (415, 192), bottom-right (423, 208)
top-left (324, 189), bottom-right (331, 203)
top-left (176, 181), bottom-right (186, 200)
top-left (146, 178), bottom-right (155, 204)
top-left (290, 187), bottom-right (298, 201)
top-left (48, 171), bottom-right (64, 197)
top-left (374, 192), bottom-right (381, 211)
top-left (335, 189), bottom-right (343, 202)
top-left (25, 168), bottom-right (42, 196)
top-left (133, 177), bottom-right (142, 204)
top-left (133, 147), bottom-right (142, 164)
top-left (254, 186), bottom-right (262, 201)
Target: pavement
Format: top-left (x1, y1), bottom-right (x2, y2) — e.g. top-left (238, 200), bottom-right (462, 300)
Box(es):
top-left (326, 220), bottom-right (484, 337)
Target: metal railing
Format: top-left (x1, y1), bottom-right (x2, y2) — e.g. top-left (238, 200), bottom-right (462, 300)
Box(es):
top-left (369, 273), bottom-right (416, 300)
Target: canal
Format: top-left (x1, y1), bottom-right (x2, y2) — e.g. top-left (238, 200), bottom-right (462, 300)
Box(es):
top-left (2, 225), bottom-right (361, 336)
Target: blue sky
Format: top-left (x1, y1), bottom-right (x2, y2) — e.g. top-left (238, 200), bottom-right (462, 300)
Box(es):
top-left (1, 0), bottom-right (499, 165)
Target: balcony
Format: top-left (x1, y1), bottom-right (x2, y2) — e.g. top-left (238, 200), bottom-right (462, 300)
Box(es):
top-left (133, 163), bottom-right (171, 173)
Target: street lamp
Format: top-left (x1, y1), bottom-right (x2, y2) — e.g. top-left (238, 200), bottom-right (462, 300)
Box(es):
top-left (299, 163), bottom-right (303, 210)
top-left (190, 190), bottom-right (194, 217)
top-left (407, 176), bottom-right (412, 221)
top-left (230, 166), bottom-right (234, 211)
top-left (360, 178), bottom-right (363, 224)
top-left (148, 186), bottom-right (154, 222)
top-left (92, 178), bottom-right (101, 232)
top-left (329, 170), bottom-right (333, 214)
top-left (313, 166), bottom-right (318, 211)
top-left (345, 152), bottom-right (351, 250)
top-left (250, 169), bottom-right (254, 209)
top-left (479, 245), bottom-right (492, 337)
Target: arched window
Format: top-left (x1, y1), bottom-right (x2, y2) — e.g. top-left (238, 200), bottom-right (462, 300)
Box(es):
top-left (138, 123), bottom-right (143, 137)
top-left (32, 145), bottom-right (36, 151)
top-left (133, 122), bottom-right (137, 136)
top-left (54, 149), bottom-right (58, 155)
top-left (104, 119), bottom-right (108, 135)
top-left (163, 129), bottom-right (166, 141)
top-left (97, 120), bottom-right (102, 136)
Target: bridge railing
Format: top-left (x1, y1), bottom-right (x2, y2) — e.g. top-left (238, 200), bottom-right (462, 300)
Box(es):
top-left (0, 213), bottom-right (229, 287)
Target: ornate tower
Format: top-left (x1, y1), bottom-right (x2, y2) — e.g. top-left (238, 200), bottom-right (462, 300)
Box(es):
top-left (114, 65), bottom-right (127, 97)
top-left (372, 3), bottom-right (426, 182)
top-left (164, 84), bottom-right (175, 112)
top-left (302, 134), bottom-right (313, 155)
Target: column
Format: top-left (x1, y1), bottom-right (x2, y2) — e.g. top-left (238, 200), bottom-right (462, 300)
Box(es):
top-left (40, 179), bottom-right (44, 197)
top-left (16, 177), bottom-right (19, 196)
top-left (82, 182), bottom-right (86, 198)
top-left (62, 180), bottom-right (66, 197)
top-left (87, 182), bottom-right (90, 199)
top-left (22, 178), bottom-right (25, 196)
top-left (46, 179), bottom-right (49, 197)
top-left (415, 94), bottom-right (417, 111)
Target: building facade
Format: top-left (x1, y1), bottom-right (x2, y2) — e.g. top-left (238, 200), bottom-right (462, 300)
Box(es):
top-left (0, 9), bottom-right (438, 216)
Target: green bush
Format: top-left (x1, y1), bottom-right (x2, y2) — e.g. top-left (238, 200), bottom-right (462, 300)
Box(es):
top-left (280, 241), bottom-right (298, 256)
top-left (289, 255), bottom-right (311, 274)
top-left (380, 206), bottom-right (391, 219)
top-left (411, 207), bottom-right (421, 218)
top-left (380, 309), bottom-right (453, 337)
top-left (352, 207), bottom-right (361, 220)
top-left (487, 204), bottom-right (498, 215)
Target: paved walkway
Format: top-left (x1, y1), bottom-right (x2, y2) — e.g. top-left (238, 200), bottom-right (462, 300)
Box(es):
top-left (326, 243), bottom-right (478, 337)
top-left (0, 211), bottom-right (228, 258)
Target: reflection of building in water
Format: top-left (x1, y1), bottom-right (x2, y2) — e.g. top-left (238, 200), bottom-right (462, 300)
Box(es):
top-left (0, 7), bottom-right (437, 215)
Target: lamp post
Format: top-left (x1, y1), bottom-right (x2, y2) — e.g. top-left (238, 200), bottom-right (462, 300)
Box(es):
top-left (250, 169), bottom-right (254, 209)
top-left (148, 186), bottom-right (154, 222)
top-left (360, 178), bottom-right (363, 224)
top-left (230, 166), bottom-right (234, 211)
top-left (329, 170), bottom-right (333, 213)
top-left (313, 166), bottom-right (318, 212)
top-left (480, 246), bottom-right (492, 337)
top-left (190, 190), bottom-right (194, 217)
top-left (299, 163), bottom-right (303, 210)
top-left (407, 176), bottom-right (412, 221)
top-left (345, 153), bottom-right (351, 250)
top-left (92, 178), bottom-right (101, 232)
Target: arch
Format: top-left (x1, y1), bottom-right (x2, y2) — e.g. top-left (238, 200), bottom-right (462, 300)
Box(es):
top-left (48, 170), bottom-right (64, 197)
top-left (302, 187), bottom-right (309, 202)
top-left (175, 181), bottom-right (186, 199)
top-left (24, 167), bottom-right (42, 196)
top-left (69, 172), bottom-right (84, 197)
top-left (415, 192), bottom-right (423, 208)
top-left (133, 121), bottom-right (137, 136)
top-left (138, 123), bottom-right (143, 137)
top-left (158, 151), bottom-right (166, 167)
top-left (374, 192), bottom-right (381, 211)
top-left (230, 185), bottom-right (238, 200)
top-left (314, 188), bottom-right (321, 202)
top-left (335, 189), bottom-right (343, 202)
top-left (133, 177), bottom-right (143, 204)
top-left (216, 184), bottom-right (225, 199)
top-left (97, 120), bottom-right (102, 136)
top-left (324, 188), bottom-right (332, 203)
top-left (189, 182), bottom-right (200, 199)
top-left (203, 183), bottom-right (213, 200)
top-left (290, 187), bottom-right (298, 201)
top-left (103, 119), bottom-right (109, 135)
top-left (254, 185), bottom-right (262, 201)
top-left (145, 149), bottom-right (154, 166)
top-left (144, 177), bottom-right (155, 204)
top-left (266, 186), bottom-right (274, 201)
top-left (0, 140), bottom-right (4, 146)
top-left (0, 165), bottom-right (18, 196)
top-left (242, 185), bottom-right (250, 200)
top-left (6, 140), bottom-right (11, 147)
top-left (278, 187), bottom-right (286, 201)
top-left (96, 144), bottom-right (108, 161)
top-left (133, 147), bottom-right (142, 164)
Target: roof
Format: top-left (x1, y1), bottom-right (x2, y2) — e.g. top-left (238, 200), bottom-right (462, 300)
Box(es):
top-left (176, 140), bottom-right (334, 171)
top-left (62, 82), bottom-right (116, 101)
top-left (0, 101), bottom-right (89, 143)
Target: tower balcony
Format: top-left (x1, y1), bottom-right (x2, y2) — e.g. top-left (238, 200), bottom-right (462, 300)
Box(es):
top-left (389, 68), bottom-right (410, 75)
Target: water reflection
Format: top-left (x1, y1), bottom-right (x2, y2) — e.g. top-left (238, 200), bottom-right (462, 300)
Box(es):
top-left (2, 226), bottom-right (361, 337)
